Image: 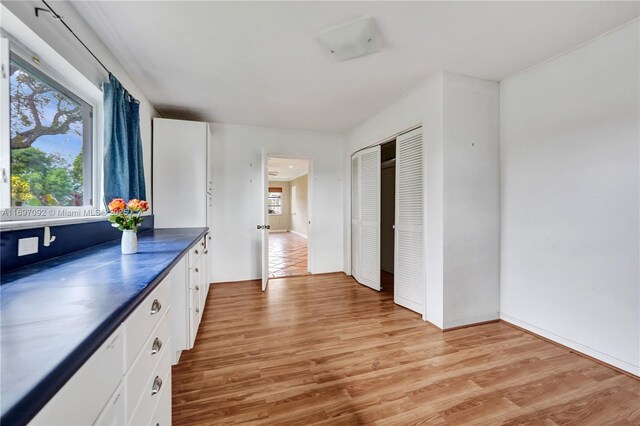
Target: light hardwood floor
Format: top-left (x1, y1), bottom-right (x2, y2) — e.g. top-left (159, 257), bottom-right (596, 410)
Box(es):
top-left (172, 273), bottom-right (640, 425)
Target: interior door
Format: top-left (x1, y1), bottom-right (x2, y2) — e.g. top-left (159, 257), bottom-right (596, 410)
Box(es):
top-left (351, 145), bottom-right (381, 291)
top-left (261, 149), bottom-right (270, 291)
top-left (394, 127), bottom-right (425, 314)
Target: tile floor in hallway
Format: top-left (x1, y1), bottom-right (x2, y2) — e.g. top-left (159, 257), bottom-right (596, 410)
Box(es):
top-left (269, 231), bottom-right (309, 278)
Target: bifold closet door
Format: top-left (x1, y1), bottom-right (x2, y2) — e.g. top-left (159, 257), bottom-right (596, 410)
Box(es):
top-left (394, 128), bottom-right (425, 314)
top-left (351, 146), bottom-right (381, 291)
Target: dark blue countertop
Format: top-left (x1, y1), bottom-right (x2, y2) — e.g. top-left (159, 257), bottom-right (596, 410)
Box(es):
top-left (0, 227), bottom-right (208, 425)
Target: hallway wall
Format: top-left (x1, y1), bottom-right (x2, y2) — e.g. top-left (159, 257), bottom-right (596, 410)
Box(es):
top-left (290, 174), bottom-right (308, 237)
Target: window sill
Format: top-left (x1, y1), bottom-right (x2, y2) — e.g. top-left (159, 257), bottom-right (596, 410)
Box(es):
top-left (0, 215), bottom-right (109, 231)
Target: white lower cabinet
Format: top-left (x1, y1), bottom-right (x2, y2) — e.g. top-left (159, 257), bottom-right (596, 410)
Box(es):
top-left (30, 273), bottom-right (173, 426)
top-left (128, 341), bottom-right (172, 426)
top-left (94, 383), bottom-right (125, 426)
top-left (172, 235), bottom-right (209, 364)
top-left (30, 327), bottom-right (124, 426)
top-left (29, 237), bottom-right (210, 426)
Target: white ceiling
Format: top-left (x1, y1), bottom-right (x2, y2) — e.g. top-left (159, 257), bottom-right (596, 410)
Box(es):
top-left (268, 157), bottom-right (309, 182)
top-left (71, 1), bottom-right (639, 133)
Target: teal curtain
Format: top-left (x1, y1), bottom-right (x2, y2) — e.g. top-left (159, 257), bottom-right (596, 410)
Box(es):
top-left (103, 73), bottom-right (146, 205)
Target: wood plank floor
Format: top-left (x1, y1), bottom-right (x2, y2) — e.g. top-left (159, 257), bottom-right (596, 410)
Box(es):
top-left (172, 273), bottom-right (640, 425)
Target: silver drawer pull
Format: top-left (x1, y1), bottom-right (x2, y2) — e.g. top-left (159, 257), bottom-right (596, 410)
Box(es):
top-left (151, 337), bottom-right (162, 355)
top-left (195, 285), bottom-right (200, 291)
top-left (150, 299), bottom-right (162, 315)
top-left (194, 249), bottom-right (199, 255)
top-left (151, 376), bottom-right (162, 396)
top-left (195, 307), bottom-right (200, 314)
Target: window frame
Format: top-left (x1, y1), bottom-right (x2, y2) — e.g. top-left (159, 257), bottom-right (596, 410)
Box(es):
top-left (0, 25), bottom-right (104, 226)
top-left (268, 190), bottom-right (283, 216)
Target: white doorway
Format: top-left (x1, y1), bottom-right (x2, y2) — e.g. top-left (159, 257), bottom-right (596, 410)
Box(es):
top-left (263, 156), bottom-right (311, 284)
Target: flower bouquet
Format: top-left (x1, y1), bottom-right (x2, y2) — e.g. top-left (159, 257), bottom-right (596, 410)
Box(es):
top-left (107, 198), bottom-right (150, 254)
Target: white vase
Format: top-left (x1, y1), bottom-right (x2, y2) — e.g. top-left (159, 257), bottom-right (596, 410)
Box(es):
top-left (121, 230), bottom-right (138, 254)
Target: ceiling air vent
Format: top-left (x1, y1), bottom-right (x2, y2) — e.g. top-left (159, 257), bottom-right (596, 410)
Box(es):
top-left (317, 16), bottom-right (380, 62)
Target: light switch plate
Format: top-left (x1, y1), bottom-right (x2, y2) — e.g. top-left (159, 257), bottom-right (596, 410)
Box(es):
top-left (18, 237), bottom-right (39, 256)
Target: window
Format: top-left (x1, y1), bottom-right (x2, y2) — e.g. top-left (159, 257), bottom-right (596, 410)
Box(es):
top-left (0, 31), bottom-right (101, 222)
top-left (268, 187), bottom-right (282, 215)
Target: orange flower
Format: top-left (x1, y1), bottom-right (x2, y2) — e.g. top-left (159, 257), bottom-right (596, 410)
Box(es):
top-left (108, 198), bottom-right (126, 213)
top-left (127, 199), bottom-right (141, 212)
top-left (139, 200), bottom-right (149, 212)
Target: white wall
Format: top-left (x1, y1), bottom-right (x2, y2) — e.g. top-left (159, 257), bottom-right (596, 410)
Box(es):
top-left (442, 73), bottom-right (501, 328)
top-left (346, 72), bottom-right (500, 329)
top-left (500, 20), bottom-right (640, 375)
top-left (210, 123), bottom-right (344, 282)
top-left (3, 1), bottom-right (158, 206)
top-left (290, 174), bottom-right (308, 236)
top-left (424, 74), bottom-right (445, 327)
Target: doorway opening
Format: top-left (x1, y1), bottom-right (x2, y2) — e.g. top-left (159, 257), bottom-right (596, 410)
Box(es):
top-left (267, 157), bottom-right (310, 278)
top-left (380, 140), bottom-right (396, 296)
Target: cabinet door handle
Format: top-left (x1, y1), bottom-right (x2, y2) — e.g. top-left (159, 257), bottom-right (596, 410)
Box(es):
top-left (195, 285), bottom-right (200, 291)
top-left (150, 299), bottom-right (162, 315)
top-left (195, 267), bottom-right (199, 273)
top-left (195, 307), bottom-right (200, 314)
top-left (195, 249), bottom-right (199, 255)
top-left (151, 337), bottom-right (162, 355)
top-left (151, 376), bottom-right (162, 395)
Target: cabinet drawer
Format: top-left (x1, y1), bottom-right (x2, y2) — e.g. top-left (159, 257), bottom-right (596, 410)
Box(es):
top-left (149, 373), bottom-right (172, 426)
top-left (94, 383), bottom-right (125, 426)
top-left (189, 260), bottom-right (203, 292)
top-left (30, 327), bottom-right (124, 426)
top-left (125, 276), bottom-right (171, 368)
top-left (129, 340), bottom-right (172, 426)
top-left (187, 237), bottom-right (205, 267)
top-left (126, 308), bottom-right (171, 421)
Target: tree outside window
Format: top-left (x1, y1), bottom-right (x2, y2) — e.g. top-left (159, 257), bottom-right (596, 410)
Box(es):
top-left (7, 53), bottom-right (91, 207)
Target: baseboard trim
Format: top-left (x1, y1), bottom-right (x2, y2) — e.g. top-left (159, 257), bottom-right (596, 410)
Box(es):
top-left (289, 230), bottom-right (307, 239)
top-left (212, 278), bottom-right (261, 285)
top-left (443, 319), bottom-right (500, 332)
top-left (500, 318), bottom-right (640, 380)
top-left (424, 320), bottom-right (444, 331)
top-left (442, 313), bottom-right (500, 331)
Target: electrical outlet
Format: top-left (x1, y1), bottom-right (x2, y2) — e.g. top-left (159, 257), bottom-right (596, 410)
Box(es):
top-left (18, 237), bottom-right (39, 256)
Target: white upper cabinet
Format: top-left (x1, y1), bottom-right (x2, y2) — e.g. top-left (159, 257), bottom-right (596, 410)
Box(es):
top-left (153, 118), bottom-right (208, 228)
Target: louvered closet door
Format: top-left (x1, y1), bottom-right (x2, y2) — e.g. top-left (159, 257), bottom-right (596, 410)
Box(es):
top-left (351, 146), bottom-right (381, 291)
top-left (394, 128), bottom-right (425, 313)
top-left (351, 156), bottom-right (361, 283)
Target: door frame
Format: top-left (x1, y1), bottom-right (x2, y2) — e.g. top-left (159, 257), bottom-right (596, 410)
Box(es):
top-left (265, 154), bottom-right (315, 275)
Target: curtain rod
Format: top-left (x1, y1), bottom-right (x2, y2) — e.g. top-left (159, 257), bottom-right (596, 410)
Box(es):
top-left (35, 0), bottom-right (112, 76)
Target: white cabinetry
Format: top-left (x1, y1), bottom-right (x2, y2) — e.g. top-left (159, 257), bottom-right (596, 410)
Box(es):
top-left (153, 118), bottom-right (212, 363)
top-left (30, 274), bottom-right (174, 426)
top-left (152, 118), bottom-right (208, 229)
top-left (172, 235), bottom-right (208, 365)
